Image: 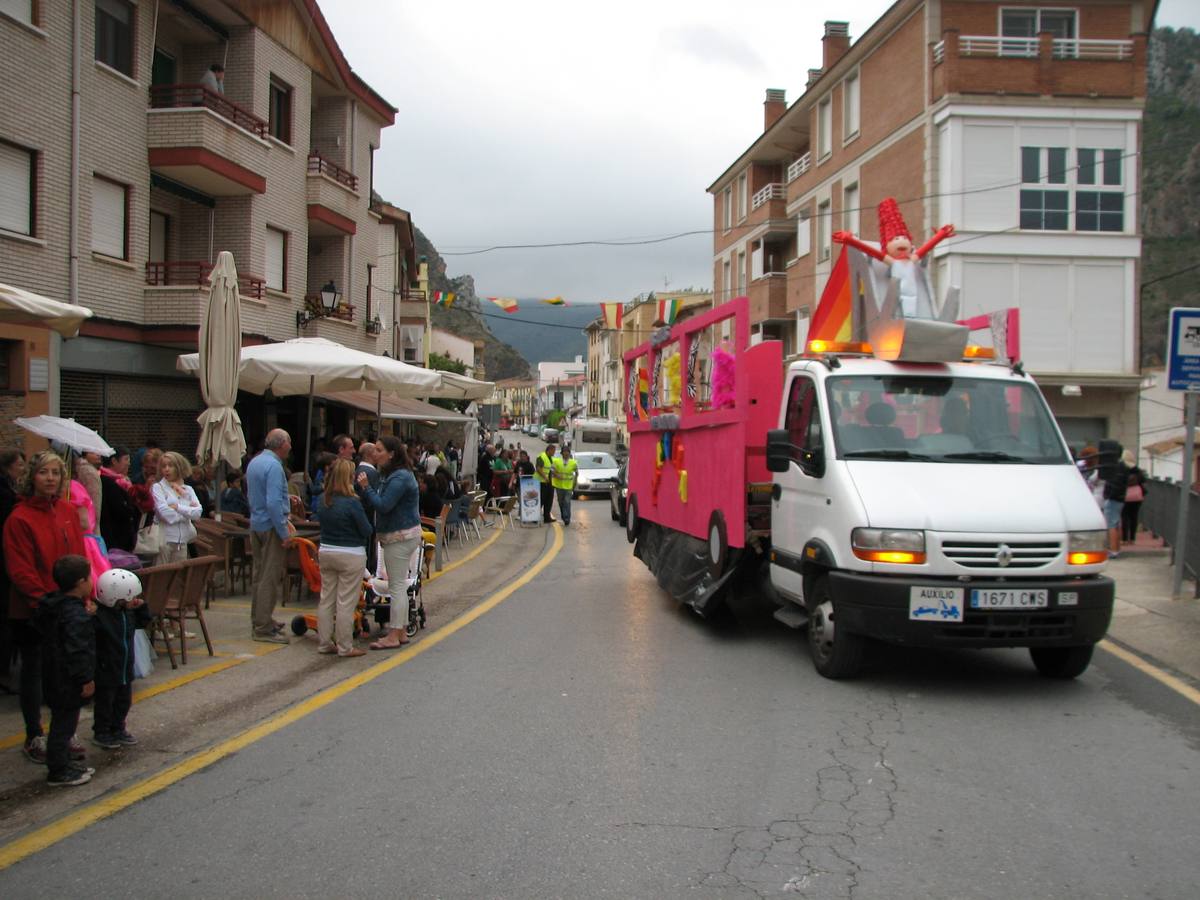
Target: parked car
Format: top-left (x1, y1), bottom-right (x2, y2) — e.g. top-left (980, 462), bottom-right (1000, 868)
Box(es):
top-left (609, 461), bottom-right (627, 525)
top-left (527, 424), bottom-right (538, 436)
top-left (541, 427), bottom-right (560, 444)
top-left (571, 451), bottom-right (619, 498)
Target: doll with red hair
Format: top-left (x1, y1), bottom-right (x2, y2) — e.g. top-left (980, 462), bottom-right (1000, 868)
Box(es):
top-left (833, 198), bottom-right (954, 318)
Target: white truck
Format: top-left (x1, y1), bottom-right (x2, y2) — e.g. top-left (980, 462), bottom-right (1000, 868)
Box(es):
top-left (624, 297), bottom-right (1114, 679)
top-left (567, 417), bottom-right (622, 456)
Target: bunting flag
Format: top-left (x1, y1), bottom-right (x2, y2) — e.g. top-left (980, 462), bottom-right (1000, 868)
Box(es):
top-left (541, 296), bottom-right (567, 306)
top-left (433, 291), bottom-right (456, 307)
top-left (656, 297), bottom-right (680, 325)
top-left (808, 245), bottom-right (853, 342)
top-left (488, 297), bottom-right (519, 313)
top-left (600, 302), bottom-right (623, 330)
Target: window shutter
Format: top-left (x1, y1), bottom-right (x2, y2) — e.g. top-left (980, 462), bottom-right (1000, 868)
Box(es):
top-left (751, 246), bottom-right (764, 280)
top-left (92, 176), bottom-right (126, 258)
top-left (796, 213), bottom-right (811, 258)
top-left (0, 0), bottom-right (33, 24)
top-left (0, 142), bottom-right (32, 235)
top-left (265, 227), bottom-right (286, 291)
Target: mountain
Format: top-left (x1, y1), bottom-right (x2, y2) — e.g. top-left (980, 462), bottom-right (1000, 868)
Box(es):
top-left (1140, 27), bottom-right (1200, 366)
top-left (484, 304), bottom-right (595, 367)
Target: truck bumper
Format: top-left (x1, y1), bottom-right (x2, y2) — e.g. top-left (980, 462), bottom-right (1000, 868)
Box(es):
top-left (827, 571), bottom-right (1114, 648)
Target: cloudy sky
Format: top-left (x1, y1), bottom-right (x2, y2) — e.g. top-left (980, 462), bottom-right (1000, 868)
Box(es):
top-left (321, 0), bottom-right (1200, 306)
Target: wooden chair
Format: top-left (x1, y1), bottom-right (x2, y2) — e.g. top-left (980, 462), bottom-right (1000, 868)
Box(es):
top-left (420, 503), bottom-right (451, 572)
top-left (219, 511), bottom-right (249, 528)
top-left (194, 519), bottom-right (238, 602)
top-left (138, 562), bottom-right (184, 670)
top-left (163, 555), bottom-right (220, 665)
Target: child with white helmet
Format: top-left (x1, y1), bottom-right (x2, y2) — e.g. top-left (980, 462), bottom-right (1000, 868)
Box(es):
top-left (92, 568), bottom-right (150, 749)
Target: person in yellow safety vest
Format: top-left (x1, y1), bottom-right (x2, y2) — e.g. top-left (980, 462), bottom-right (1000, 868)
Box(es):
top-left (535, 443), bottom-right (557, 524)
top-left (551, 446), bottom-right (578, 527)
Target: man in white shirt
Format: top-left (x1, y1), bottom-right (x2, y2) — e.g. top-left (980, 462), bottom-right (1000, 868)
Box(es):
top-left (200, 63), bottom-right (225, 96)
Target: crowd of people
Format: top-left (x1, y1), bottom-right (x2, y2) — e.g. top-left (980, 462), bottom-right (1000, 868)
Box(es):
top-left (1075, 440), bottom-right (1147, 557)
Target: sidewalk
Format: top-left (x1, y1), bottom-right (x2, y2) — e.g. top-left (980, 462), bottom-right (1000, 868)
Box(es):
top-left (0, 519), bottom-right (554, 844)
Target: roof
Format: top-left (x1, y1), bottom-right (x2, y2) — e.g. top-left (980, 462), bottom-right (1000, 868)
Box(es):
top-left (321, 390), bottom-right (472, 422)
top-left (299, 0), bottom-right (398, 124)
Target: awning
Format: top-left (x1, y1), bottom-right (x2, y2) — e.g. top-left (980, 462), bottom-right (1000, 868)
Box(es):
top-left (322, 390), bottom-right (473, 423)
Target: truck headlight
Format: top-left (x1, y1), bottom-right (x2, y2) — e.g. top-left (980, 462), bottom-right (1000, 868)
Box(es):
top-left (851, 528), bottom-right (926, 564)
top-left (1067, 530), bottom-right (1107, 565)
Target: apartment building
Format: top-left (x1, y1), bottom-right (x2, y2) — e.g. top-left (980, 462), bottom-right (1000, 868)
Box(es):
top-left (584, 317), bottom-right (621, 421)
top-left (708, 1), bottom-right (1152, 451)
top-left (0, 0), bottom-right (419, 454)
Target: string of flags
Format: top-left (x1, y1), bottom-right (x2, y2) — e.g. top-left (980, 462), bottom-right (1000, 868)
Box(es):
top-left (432, 291), bottom-right (456, 307)
top-left (473, 295), bottom-right (679, 329)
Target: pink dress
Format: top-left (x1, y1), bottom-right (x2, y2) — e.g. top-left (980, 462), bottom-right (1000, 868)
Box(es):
top-left (70, 479), bottom-right (111, 585)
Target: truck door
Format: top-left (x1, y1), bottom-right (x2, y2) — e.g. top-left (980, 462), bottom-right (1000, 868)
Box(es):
top-left (770, 374), bottom-right (826, 601)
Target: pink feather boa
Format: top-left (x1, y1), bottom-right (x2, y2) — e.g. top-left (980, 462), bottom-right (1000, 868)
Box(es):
top-left (710, 346), bottom-right (736, 409)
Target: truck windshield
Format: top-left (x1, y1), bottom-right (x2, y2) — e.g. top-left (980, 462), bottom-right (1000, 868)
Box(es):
top-left (825, 374), bottom-right (1070, 465)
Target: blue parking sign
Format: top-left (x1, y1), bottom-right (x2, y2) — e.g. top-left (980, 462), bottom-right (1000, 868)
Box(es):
top-left (1167, 308), bottom-right (1200, 392)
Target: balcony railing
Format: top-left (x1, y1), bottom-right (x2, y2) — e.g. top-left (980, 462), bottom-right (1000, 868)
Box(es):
top-left (148, 84), bottom-right (268, 139)
top-left (145, 260), bottom-right (265, 300)
top-left (751, 183), bottom-right (786, 211)
top-left (933, 35), bottom-right (1134, 62)
top-left (304, 294), bottom-right (355, 322)
top-left (307, 152), bottom-right (358, 191)
top-left (786, 153), bottom-right (811, 183)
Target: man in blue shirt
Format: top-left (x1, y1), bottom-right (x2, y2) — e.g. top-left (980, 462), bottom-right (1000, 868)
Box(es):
top-left (246, 429), bottom-right (296, 643)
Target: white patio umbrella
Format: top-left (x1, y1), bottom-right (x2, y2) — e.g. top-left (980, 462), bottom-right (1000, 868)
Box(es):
top-left (0, 282), bottom-right (93, 338)
top-left (435, 370), bottom-right (495, 401)
top-left (195, 252), bottom-right (247, 470)
top-left (177, 337), bottom-right (443, 473)
top-left (16, 415), bottom-right (114, 456)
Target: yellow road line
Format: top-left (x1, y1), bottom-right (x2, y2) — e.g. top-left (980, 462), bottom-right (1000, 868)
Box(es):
top-left (1099, 639), bottom-right (1200, 707)
top-left (0, 523), bottom-right (563, 871)
top-left (427, 524), bottom-right (503, 582)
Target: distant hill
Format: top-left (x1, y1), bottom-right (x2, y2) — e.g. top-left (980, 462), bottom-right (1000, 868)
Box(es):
top-left (484, 304), bottom-right (596, 367)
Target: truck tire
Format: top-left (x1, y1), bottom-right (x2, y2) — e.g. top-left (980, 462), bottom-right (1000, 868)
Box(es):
top-left (807, 576), bottom-right (865, 679)
top-left (1029, 645), bottom-right (1095, 679)
top-left (625, 494), bottom-right (640, 544)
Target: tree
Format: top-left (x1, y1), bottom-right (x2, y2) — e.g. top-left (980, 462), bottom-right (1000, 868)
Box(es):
top-left (427, 353), bottom-right (468, 411)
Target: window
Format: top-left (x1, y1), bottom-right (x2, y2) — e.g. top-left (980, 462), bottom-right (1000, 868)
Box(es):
top-left (0, 140), bottom-right (35, 236)
top-left (796, 210), bottom-right (811, 257)
top-left (148, 210), bottom-right (168, 262)
top-left (817, 200), bottom-right (831, 260)
top-left (843, 184), bottom-right (859, 236)
top-left (1019, 146), bottom-right (1068, 231)
top-left (818, 97), bottom-right (832, 158)
top-left (1021, 144), bottom-right (1124, 232)
top-left (91, 175), bottom-right (128, 259)
top-left (1001, 7), bottom-right (1076, 39)
top-left (265, 226), bottom-right (286, 291)
top-left (1075, 147), bottom-right (1123, 231)
top-left (722, 259), bottom-right (731, 299)
top-left (722, 186), bottom-right (732, 231)
top-left (843, 72), bottom-right (860, 141)
top-left (0, 0), bottom-right (34, 25)
top-left (95, 0), bottom-right (134, 76)
top-left (737, 172), bottom-right (748, 220)
top-left (737, 251), bottom-right (746, 296)
top-left (784, 377), bottom-right (822, 466)
top-left (0, 340), bottom-right (12, 390)
top-left (400, 326), bottom-right (423, 363)
top-left (268, 76), bottom-right (293, 144)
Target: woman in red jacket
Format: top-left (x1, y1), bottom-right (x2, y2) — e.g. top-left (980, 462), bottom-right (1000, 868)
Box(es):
top-left (2, 449), bottom-right (86, 763)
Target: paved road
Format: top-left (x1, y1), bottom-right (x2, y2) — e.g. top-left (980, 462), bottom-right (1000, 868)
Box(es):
top-left (2, 498), bottom-right (1198, 898)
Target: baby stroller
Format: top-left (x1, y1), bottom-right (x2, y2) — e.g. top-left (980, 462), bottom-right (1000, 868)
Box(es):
top-left (366, 540), bottom-right (430, 638)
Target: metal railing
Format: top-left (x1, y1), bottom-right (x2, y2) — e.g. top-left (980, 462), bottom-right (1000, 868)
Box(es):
top-left (307, 152), bottom-right (358, 190)
top-left (145, 260), bottom-right (265, 300)
top-left (1140, 478), bottom-right (1200, 596)
top-left (950, 35), bottom-right (1133, 61)
top-left (932, 40), bottom-right (945, 64)
top-left (751, 183), bottom-right (786, 211)
top-left (148, 84), bottom-right (268, 139)
top-left (1053, 38), bottom-right (1134, 60)
top-left (304, 294), bottom-right (355, 321)
top-left (786, 153), bottom-right (811, 183)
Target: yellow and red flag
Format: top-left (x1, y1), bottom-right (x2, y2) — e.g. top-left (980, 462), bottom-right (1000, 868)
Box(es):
top-left (808, 245), bottom-right (853, 342)
top-left (488, 297), bottom-right (519, 313)
top-left (600, 302), bottom-right (623, 330)
top-left (541, 296), bottom-right (567, 306)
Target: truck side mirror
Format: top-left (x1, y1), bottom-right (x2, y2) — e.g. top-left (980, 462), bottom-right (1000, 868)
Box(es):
top-left (766, 430), bottom-right (792, 473)
top-left (800, 446), bottom-right (825, 479)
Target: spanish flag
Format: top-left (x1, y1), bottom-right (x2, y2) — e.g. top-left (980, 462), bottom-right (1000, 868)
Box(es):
top-left (656, 297), bottom-right (680, 325)
top-left (541, 296), bottom-right (567, 306)
top-left (488, 297), bottom-right (519, 313)
top-left (600, 302), bottom-right (623, 330)
top-left (808, 245), bottom-right (853, 342)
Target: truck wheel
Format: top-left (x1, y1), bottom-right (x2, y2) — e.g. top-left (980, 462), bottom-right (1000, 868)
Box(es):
top-left (1030, 645), bottom-right (1094, 679)
top-left (807, 577), bottom-right (865, 679)
top-left (625, 495), bottom-right (640, 544)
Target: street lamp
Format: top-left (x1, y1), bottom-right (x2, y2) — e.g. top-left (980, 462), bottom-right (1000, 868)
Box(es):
top-left (319, 280), bottom-right (342, 315)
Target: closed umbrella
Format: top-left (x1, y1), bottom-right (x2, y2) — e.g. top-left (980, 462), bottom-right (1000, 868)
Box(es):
top-left (0, 282), bottom-right (93, 337)
top-left (195, 251), bottom-right (246, 470)
top-left (16, 415), bottom-right (114, 456)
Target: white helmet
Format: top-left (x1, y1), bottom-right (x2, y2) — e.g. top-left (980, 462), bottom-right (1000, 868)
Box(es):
top-left (96, 568), bottom-right (142, 607)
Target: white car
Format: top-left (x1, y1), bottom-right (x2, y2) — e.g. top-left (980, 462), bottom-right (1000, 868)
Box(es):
top-left (571, 451), bottom-right (620, 498)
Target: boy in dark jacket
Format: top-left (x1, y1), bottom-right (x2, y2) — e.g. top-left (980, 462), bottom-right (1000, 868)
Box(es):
top-left (36, 554), bottom-right (97, 786)
top-left (92, 568), bottom-right (150, 748)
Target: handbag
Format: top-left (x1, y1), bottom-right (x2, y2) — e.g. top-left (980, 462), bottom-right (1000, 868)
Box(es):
top-left (132, 628), bottom-right (155, 679)
top-left (1124, 483), bottom-right (1144, 503)
top-left (134, 512), bottom-right (164, 557)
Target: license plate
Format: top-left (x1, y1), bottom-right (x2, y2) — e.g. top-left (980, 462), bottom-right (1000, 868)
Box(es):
top-left (909, 586), bottom-right (963, 622)
top-left (969, 588), bottom-right (1048, 609)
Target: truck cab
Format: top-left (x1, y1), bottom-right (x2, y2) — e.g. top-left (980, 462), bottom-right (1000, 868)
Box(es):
top-left (766, 348), bottom-right (1113, 678)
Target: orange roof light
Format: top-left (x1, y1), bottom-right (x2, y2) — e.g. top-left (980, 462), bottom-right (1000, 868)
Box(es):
top-left (807, 340), bottom-right (873, 356)
top-left (963, 345), bottom-right (996, 360)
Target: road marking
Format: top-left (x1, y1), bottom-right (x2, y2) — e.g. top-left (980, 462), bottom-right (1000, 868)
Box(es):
top-left (1099, 639), bottom-right (1200, 707)
top-left (426, 525), bottom-right (503, 582)
top-left (0, 523), bottom-right (563, 871)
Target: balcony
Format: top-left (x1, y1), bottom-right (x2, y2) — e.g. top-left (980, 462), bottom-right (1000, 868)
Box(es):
top-left (786, 153), bottom-right (811, 184)
top-left (307, 152), bottom-right (359, 236)
top-left (751, 183), bottom-right (785, 211)
top-left (145, 260), bottom-right (265, 299)
top-left (144, 260), bottom-right (265, 328)
top-left (303, 294), bottom-right (355, 322)
top-left (747, 273), bottom-right (788, 324)
top-left (396, 288), bottom-right (428, 323)
top-left (146, 85), bottom-right (270, 196)
top-left (931, 31), bottom-right (1144, 100)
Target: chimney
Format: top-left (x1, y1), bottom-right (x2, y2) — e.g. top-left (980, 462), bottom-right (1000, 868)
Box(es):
top-left (763, 88), bottom-right (786, 131)
top-left (823, 21), bottom-right (851, 70)
top-left (807, 68), bottom-right (824, 89)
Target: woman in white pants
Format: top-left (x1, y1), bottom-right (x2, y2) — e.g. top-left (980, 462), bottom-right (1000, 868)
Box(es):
top-left (315, 459), bottom-right (372, 657)
top-left (152, 452), bottom-right (202, 564)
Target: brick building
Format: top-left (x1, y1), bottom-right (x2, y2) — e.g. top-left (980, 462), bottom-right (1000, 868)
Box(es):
top-left (0, 0), bottom-right (422, 456)
top-left (708, 1), bottom-right (1154, 451)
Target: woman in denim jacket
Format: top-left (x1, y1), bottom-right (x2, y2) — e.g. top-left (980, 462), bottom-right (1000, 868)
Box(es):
top-left (358, 435), bottom-right (420, 649)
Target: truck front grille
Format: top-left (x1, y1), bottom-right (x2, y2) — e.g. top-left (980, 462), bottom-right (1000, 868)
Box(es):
top-left (939, 612), bottom-right (1076, 641)
top-left (940, 540), bottom-right (1061, 570)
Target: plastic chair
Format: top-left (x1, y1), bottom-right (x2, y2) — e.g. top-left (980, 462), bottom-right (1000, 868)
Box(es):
top-left (163, 556), bottom-right (220, 665)
top-left (446, 495), bottom-right (473, 546)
